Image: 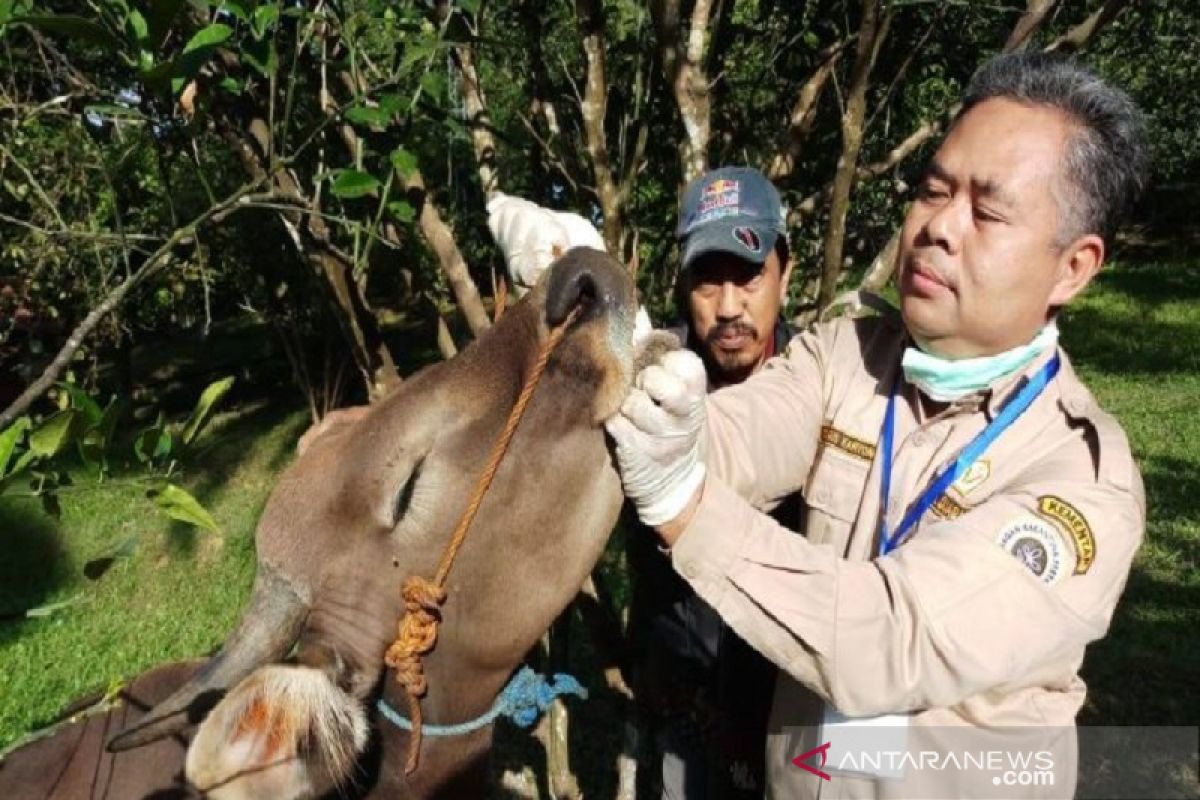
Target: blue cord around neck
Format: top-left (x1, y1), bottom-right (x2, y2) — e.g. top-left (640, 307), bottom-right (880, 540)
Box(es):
top-left (376, 666), bottom-right (588, 737)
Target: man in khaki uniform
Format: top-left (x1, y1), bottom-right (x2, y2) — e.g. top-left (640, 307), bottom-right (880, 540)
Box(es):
top-left (606, 53), bottom-right (1149, 798)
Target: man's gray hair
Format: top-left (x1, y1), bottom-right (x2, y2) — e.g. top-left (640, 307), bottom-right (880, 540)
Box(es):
top-left (959, 52), bottom-right (1149, 246)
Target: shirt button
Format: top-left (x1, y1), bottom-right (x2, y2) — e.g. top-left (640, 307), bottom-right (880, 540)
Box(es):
top-left (911, 432), bottom-right (928, 447)
top-left (1066, 397), bottom-right (1089, 415)
top-left (815, 487), bottom-right (831, 504)
top-left (679, 561), bottom-right (697, 579)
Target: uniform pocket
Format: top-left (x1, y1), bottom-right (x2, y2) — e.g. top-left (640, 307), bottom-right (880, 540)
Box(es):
top-left (804, 451), bottom-right (871, 548)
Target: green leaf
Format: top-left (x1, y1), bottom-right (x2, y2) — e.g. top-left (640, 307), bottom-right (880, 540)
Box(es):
top-left (181, 376), bottom-right (234, 446)
top-left (420, 70), bottom-right (446, 102)
top-left (153, 483), bottom-right (221, 534)
top-left (390, 147), bottom-right (418, 178)
top-left (126, 8), bottom-right (147, 43)
top-left (345, 105), bottom-right (389, 127)
top-left (78, 399), bottom-right (120, 467)
top-left (183, 22), bottom-right (231, 54)
top-left (0, 417), bottom-right (31, 476)
top-left (378, 93), bottom-right (405, 116)
top-left (219, 0), bottom-right (251, 22)
top-left (11, 15), bottom-right (124, 52)
top-left (388, 200), bottom-right (416, 223)
top-left (29, 410), bottom-right (79, 458)
top-left (459, 0), bottom-right (481, 15)
top-left (251, 4), bottom-right (278, 39)
top-left (330, 170), bottom-right (380, 199)
top-left (22, 594), bottom-right (90, 618)
top-left (60, 383), bottom-right (102, 425)
top-left (133, 414), bottom-right (172, 463)
top-left (243, 38), bottom-right (278, 76)
top-left (82, 103), bottom-right (147, 121)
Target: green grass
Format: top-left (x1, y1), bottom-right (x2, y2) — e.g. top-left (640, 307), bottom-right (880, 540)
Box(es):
top-left (1061, 257), bottom-right (1200, 727)
top-left (0, 404), bottom-right (310, 750)
top-left (0, 256), bottom-right (1197, 766)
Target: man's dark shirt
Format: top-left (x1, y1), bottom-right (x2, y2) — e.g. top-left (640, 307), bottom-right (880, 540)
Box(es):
top-left (626, 317), bottom-right (799, 798)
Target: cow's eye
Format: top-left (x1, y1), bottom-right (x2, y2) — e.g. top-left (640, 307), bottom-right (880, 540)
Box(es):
top-left (393, 458), bottom-right (423, 527)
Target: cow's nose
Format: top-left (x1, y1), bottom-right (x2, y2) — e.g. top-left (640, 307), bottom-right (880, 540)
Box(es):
top-left (545, 247), bottom-right (628, 327)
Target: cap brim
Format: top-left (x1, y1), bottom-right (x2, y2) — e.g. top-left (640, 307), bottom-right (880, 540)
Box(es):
top-left (681, 222), bottom-right (779, 272)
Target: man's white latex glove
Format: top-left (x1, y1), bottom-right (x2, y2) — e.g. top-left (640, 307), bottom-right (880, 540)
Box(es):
top-left (605, 349), bottom-right (708, 527)
top-left (486, 193), bottom-right (606, 294)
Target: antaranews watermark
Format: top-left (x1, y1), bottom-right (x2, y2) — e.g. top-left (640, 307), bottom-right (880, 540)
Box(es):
top-left (786, 725), bottom-right (1198, 798)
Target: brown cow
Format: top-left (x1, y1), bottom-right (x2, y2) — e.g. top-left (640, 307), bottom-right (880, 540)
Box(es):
top-left (0, 248), bottom-right (652, 798)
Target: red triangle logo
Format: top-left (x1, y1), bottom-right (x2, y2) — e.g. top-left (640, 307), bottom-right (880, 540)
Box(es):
top-left (791, 741), bottom-right (832, 781)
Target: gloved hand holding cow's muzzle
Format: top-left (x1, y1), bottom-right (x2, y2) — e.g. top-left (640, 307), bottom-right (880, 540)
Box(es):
top-left (605, 349), bottom-right (708, 527)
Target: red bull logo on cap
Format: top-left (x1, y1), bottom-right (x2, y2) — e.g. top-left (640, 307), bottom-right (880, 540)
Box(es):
top-left (698, 178), bottom-right (740, 221)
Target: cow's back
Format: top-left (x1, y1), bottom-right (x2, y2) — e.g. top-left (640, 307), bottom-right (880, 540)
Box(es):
top-left (0, 661), bottom-right (202, 799)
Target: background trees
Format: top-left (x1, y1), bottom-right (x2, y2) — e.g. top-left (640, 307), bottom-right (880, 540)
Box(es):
top-left (3, 0), bottom-right (1194, 425)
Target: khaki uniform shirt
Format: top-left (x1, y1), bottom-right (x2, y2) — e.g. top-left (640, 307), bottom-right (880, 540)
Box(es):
top-left (670, 311), bottom-right (1144, 799)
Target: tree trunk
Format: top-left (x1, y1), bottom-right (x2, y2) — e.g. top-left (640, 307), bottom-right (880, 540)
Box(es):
top-left (575, 0), bottom-right (624, 253)
top-left (817, 0), bottom-right (891, 313)
top-left (651, 0), bottom-right (717, 186)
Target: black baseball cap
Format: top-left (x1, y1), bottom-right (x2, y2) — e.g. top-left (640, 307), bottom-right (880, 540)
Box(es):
top-left (676, 166), bottom-right (787, 271)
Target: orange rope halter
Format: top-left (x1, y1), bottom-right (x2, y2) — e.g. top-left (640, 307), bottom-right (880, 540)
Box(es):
top-left (384, 305), bottom-right (582, 774)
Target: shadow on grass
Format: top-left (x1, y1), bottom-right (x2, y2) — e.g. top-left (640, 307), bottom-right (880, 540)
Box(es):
top-left (1061, 262), bottom-right (1200, 377)
top-left (163, 401), bottom-right (308, 560)
top-left (0, 501), bottom-right (67, 623)
top-left (1080, 452), bottom-right (1200, 727)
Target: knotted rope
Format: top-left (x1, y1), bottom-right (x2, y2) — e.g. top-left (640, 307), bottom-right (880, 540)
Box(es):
top-left (384, 305), bottom-right (582, 774)
top-left (376, 666), bottom-right (587, 737)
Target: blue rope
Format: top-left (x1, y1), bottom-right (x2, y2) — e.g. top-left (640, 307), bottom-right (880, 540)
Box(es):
top-left (376, 666), bottom-right (588, 737)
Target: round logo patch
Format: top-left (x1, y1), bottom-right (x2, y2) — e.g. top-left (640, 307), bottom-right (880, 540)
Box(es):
top-left (732, 225), bottom-right (761, 253)
top-left (996, 517), bottom-right (1071, 586)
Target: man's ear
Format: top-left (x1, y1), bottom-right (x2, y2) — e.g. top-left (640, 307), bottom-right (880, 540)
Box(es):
top-left (1049, 233), bottom-right (1104, 307)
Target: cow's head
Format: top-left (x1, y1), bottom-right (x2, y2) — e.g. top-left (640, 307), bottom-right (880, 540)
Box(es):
top-left (109, 248), bottom-right (645, 797)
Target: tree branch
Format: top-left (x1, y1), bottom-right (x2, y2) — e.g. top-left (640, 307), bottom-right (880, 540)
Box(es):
top-left (1, 178), bottom-right (268, 429)
top-left (1045, 0), bottom-right (1130, 53)
top-left (1006, 0), bottom-right (1060, 52)
top-left (401, 168), bottom-right (493, 337)
top-left (765, 37), bottom-right (853, 181)
top-left (451, 42), bottom-right (500, 199)
top-left (788, 0), bottom-right (1128, 230)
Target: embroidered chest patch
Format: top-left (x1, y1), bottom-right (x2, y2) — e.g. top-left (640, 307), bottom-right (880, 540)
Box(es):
top-left (996, 517), bottom-right (1074, 587)
top-left (952, 459), bottom-right (991, 497)
top-left (820, 424), bottom-right (877, 463)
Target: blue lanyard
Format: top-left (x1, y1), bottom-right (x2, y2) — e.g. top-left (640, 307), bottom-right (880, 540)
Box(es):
top-left (877, 353), bottom-right (1060, 557)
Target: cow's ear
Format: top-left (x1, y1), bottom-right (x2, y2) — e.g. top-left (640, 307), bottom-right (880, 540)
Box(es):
top-left (185, 665), bottom-right (367, 799)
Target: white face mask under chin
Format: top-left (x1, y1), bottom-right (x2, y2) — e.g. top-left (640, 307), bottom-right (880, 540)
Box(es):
top-left (901, 324), bottom-right (1060, 402)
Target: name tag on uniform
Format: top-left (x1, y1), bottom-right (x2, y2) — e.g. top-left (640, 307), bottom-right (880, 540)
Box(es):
top-left (819, 704), bottom-right (910, 779)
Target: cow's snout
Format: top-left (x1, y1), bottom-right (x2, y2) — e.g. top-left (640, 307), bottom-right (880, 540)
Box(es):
top-left (545, 246), bottom-right (631, 327)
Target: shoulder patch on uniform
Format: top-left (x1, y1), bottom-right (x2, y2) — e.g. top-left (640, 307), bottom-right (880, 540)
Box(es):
top-left (952, 459), bottom-right (990, 497)
top-left (1037, 495), bottom-right (1096, 575)
top-left (996, 516), bottom-right (1074, 587)
top-left (820, 424), bottom-right (877, 462)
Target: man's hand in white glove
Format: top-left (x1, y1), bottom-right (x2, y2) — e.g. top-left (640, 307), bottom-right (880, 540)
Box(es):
top-left (486, 193), bottom-right (606, 295)
top-left (605, 349), bottom-right (708, 537)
